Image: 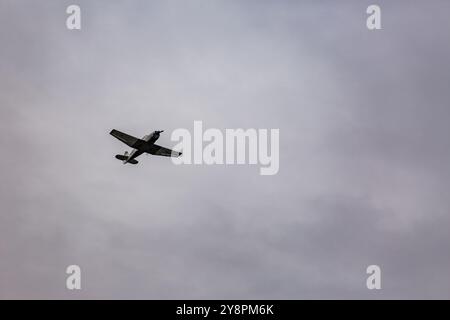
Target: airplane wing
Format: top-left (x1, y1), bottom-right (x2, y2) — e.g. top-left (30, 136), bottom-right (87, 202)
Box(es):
top-left (148, 144), bottom-right (182, 157)
top-left (110, 129), bottom-right (145, 148)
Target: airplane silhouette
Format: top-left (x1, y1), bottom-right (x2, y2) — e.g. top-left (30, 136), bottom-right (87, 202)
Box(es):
top-left (110, 129), bottom-right (182, 164)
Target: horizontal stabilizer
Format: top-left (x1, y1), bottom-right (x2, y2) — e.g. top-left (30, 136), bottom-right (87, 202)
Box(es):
top-left (115, 155), bottom-right (139, 164)
top-left (115, 154), bottom-right (128, 161)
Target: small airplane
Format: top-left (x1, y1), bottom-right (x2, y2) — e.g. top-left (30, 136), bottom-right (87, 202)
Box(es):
top-left (110, 129), bottom-right (182, 164)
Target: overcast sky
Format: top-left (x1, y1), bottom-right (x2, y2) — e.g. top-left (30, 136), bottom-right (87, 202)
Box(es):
top-left (1, 0), bottom-right (450, 299)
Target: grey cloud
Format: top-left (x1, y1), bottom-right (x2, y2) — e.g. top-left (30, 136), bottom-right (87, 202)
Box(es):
top-left (1, 0), bottom-right (450, 299)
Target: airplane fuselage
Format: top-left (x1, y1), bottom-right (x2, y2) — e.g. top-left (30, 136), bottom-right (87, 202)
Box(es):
top-left (122, 130), bottom-right (162, 164)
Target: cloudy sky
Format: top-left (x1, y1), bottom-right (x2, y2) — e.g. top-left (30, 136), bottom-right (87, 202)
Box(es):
top-left (1, 0), bottom-right (450, 299)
